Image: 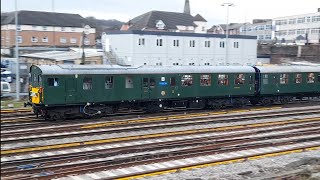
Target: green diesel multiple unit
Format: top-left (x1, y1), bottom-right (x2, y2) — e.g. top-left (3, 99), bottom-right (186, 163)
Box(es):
top-left (26, 64), bottom-right (320, 120)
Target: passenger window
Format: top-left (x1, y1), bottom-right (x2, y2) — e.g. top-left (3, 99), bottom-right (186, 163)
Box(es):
top-left (126, 76), bottom-right (134, 88)
top-left (170, 77), bottom-right (176, 86)
top-left (181, 75), bottom-right (193, 87)
top-left (150, 78), bottom-right (156, 88)
top-left (307, 73), bottom-right (315, 83)
top-left (249, 75), bottom-right (253, 84)
top-left (48, 78), bottom-right (59, 87)
top-left (105, 76), bottom-right (113, 89)
top-left (143, 78), bottom-right (148, 88)
top-left (263, 74), bottom-right (268, 84)
top-left (235, 74), bottom-right (245, 85)
top-left (200, 74), bottom-right (211, 86)
top-left (280, 74), bottom-right (289, 84)
top-left (295, 74), bottom-right (302, 84)
top-left (272, 75), bottom-right (277, 84)
top-left (218, 74), bottom-right (229, 86)
top-left (83, 77), bottom-right (92, 90)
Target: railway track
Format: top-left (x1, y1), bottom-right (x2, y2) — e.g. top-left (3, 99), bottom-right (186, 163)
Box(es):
top-left (1, 121), bottom-right (319, 179)
top-left (1, 106), bottom-right (319, 144)
top-left (1, 104), bottom-right (319, 180)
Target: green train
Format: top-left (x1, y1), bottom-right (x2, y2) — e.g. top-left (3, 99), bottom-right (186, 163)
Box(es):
top-left (25, 65), bottom-right (320, 120)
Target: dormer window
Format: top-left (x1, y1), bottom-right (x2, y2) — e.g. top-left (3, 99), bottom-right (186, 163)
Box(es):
top-left (156, 20), bottom-right (165, 30)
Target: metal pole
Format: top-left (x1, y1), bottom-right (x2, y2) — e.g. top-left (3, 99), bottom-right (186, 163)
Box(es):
top-left (226, 5), bottom-right (229, 64)
top-left (81, 31), bottom-right (85, 65)
top-left (222, 3), bottom-right (234, 65)
top-left (15, 0), bottom-right (20, 101)
top-left (52, 0), bottom-right (56, 51)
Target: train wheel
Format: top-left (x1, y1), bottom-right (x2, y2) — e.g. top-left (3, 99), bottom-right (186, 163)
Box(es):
top-left (261, 98), bottom-right (272, 106)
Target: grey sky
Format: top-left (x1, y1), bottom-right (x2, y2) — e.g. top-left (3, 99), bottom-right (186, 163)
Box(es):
top-left (2, 0), bottom-right (320, 25)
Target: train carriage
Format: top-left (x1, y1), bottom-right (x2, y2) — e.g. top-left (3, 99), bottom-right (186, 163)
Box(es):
top-left (253, 66), bottom-right (320, 105)
top-left (27, 64), bottom-right (256, 120)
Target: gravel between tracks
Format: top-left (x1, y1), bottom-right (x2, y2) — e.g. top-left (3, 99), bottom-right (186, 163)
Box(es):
top-left (139, 150), bottom-right (320, 180)
top-left (2, 114), bottom-right (320, 150)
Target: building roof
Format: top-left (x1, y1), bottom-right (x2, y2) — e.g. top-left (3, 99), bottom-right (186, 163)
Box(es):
top-left (193, 14), bottom-right (207, 22)
top-left (106, 30), bottom-right (257, 40)
top-left (128, 10), bottom-right (196, 30)
top-left (1, 10), bottom-right (94, 27)
top-left (20, 50), bottom-right (102, 61)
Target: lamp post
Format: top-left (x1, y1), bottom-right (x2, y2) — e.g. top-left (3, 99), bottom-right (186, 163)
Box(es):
top-left (81, 25), bottom-right (90, 65)
top-left (221, 2), bottom-right (234, 65)
top-left (15, 0), bottom-right (20, 100)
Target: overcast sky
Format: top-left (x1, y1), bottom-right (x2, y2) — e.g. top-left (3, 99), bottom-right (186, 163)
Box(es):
top-left (2, 0), bottom-right (320, 25)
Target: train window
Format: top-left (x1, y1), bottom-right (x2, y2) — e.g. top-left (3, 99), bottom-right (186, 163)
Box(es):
top-left (143, 78), bottom-right (148, 88)
top-left (263, 74), bottom-right (268, 84)
top-left (235, 74), bottom-right (245, 85)
top-left (170, 77), bottom-right (176, 86)
top-left (295, 74), bottom-right (302, 84)
top-left (33, 74), bottom-right (37, 82)
top-left (307, 73), bottom-right (315, 83)
top-left (181, 75), bottom-right (193, 87)
top-left (249, 75), bottom-right (254, 84)
top-left (218, 74), bottom-right (229, 86)
top-left (150, 78), bottom-right (156, 88)
top-left (200, 74), bottom-right (211, 86)
top-left (38, 75), bottom-right (42, 86)
top-left (83, 77), bottom-right (92, 90)
top-left (272, 75), bottom-right (277, 84)
top-left (126, 76), bottom-right (134, 88)
top-left (48, 78), bottom-right (59, 87)
top-left (105, 76), bottom-right (113, 89)
top-left (280, 74), bottom-right (289, 84)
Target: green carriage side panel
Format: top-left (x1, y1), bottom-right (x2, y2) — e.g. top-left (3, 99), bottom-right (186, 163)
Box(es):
top-left (42, 75), bottom-right (66, 105)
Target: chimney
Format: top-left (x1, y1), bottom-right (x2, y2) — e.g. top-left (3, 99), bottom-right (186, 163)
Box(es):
top-left (184, 0), bottom-right (191, 14)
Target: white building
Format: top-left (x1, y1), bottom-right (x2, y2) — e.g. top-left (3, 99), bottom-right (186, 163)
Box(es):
top-left (273, 10), bottom-right (320, 44)
top-left (103, 30), bottom-right (258, 66)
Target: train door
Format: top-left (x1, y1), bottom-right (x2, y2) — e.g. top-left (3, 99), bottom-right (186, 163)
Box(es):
top-left (65, 78), bottom-right (77, 103)
top-left (141, 77), bottom-right (156, 99)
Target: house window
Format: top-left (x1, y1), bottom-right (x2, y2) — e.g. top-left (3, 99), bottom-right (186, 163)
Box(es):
top-left (307, 73), bottom-right (315, 83)
top-left (60, 37), bottom-right (67, 43)
top-left (189, 40), bottom-right (195, 47)
top-left (265, 25), bottom-right (272, 30)
top-left (235, 74), bottom-right (245, 85)
top-left (295, 74), bottom-right (302, 83)
top-left (17, 36), bottom-right (23, 43)
top-left (200, 74), bottom-right (211, 86)
top-left (288, 19), bottom-right (296, 24)
top-left (105, 76), bottom-right (113, 89)
top-left (42, 37), bottom-right (48, 43)
top-left (156, 39), bottom-right (163, 46)
top-left (204, 41), bottom-right (210, 47)
top-left (311, 29), bottom-right (320, 34)
top-left (61, 27), bottom-right (66, 31)
top-left (258, 35), bottom-right (264, 40)
top-left (297, 29), bottom-right (306, 35)
top-left (70, 38), bottom-right (77, 44)
top-left (288, 30), bottom-right (295, 35)
top-left (306, 17), bottom-right (311, 22)
top-left (42, 26), bottom-right (47, 31)
top-left (31, 36), bottom-right (38, 43)
top-left (202, 26), bottom-right (205, 31)
top-left (297, 17), bottom-right (305, 23)
top-left (83, 77), bottom-right (93, 90)
top-left (181, 75), bottom-right (193, 87)
top-left (218, 74), bottom-right (229, 85)
top-left (233, 42), bottom-right (239, 48)
top-left (280, 74), bottom-right (289, 84)
top-left (156, 20), bottom-right (165, 30)
top-left (138, 38), bottom-right (145, 45)
top-left (173, 40), bottom-right (179, 47)
top-left (219, 41), bottom-right (225, 48)
top-left (265, 35), bottom-right (272, 39)
top-left (48, 78), bottom-right (59, 87)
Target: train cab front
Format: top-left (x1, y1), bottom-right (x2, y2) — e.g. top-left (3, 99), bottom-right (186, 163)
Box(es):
top-left (25, 84), bottom-right (44, 117)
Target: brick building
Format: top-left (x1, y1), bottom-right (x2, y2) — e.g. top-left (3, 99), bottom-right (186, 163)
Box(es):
top-left (1, 10), bottom-right (96, 49)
